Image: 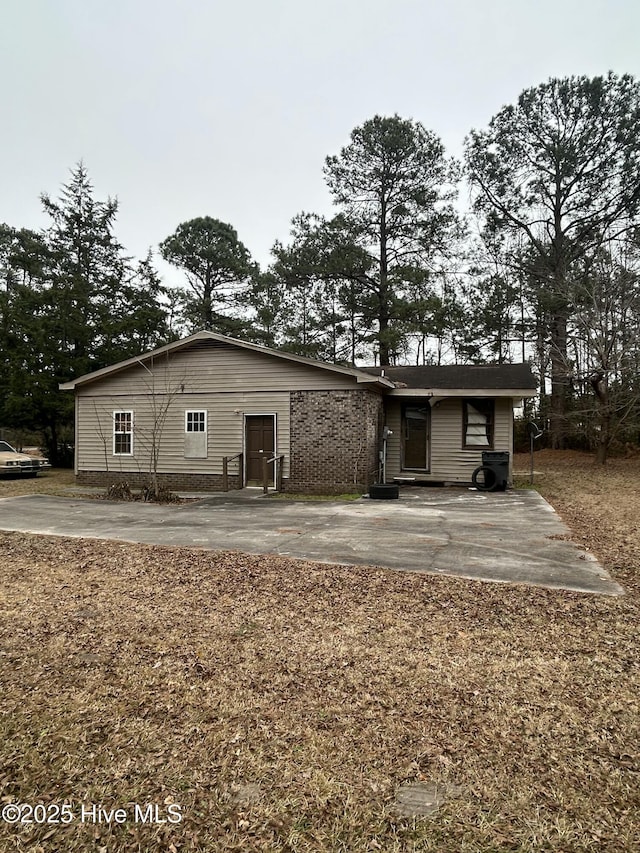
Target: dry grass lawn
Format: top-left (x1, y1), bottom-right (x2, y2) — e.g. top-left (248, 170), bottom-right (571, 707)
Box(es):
top-left (0, 469), bottom-right (76, 498)
top-left (0, 454), bottom-right (638, 852)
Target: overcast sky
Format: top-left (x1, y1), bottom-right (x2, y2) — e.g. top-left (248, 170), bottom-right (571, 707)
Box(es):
top-left (2, 0), bottom-right (640, 283)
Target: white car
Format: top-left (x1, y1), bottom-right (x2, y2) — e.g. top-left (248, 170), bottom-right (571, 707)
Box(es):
top-left (0, 441), bottom-right (51, 477)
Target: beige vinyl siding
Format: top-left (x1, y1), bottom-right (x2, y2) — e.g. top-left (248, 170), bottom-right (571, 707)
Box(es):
top-left (384, 397), bottom-right (514, 483)
top-left (75, 343), bottom-right (360, 398)
top-left (77, 392), bottom-right (291, 477)
top-left (430, 398), bottom-right (512, 481)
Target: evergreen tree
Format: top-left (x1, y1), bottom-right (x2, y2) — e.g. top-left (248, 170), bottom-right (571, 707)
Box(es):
top-left (323, 114), bottom-right (460, 364)
top-left (41, 163), bottom-right (127, 376)
top-left (242, 270), bottom-right (287, 348)
top-left (159, 217), bottom-right (254, 332)
top-left (270, 213), bottom-right (370, 362)
top-left (0, 165), bottom-right (171, 462)
top-left (465, 73), bottom-right (640, 447)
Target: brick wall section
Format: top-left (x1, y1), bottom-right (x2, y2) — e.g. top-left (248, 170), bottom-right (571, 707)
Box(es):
top-left (76, 470), bottom-right (241, 492)
top-left (287, 389), bottom-right (383, 494)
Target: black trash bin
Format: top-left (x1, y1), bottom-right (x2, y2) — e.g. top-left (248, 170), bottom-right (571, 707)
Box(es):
top-left (472, 451), bottom-right (510, 492)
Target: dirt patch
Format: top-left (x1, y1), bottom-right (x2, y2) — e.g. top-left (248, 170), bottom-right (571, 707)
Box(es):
top-left (0, 452), bottom-right (638, 852)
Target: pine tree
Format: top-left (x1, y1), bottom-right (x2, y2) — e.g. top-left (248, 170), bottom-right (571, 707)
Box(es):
top-left (465, 73), bottom-right (640, 447)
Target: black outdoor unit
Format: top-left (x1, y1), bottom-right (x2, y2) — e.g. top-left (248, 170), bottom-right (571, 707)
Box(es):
top-left (471, 451), bottom-right (510, 492)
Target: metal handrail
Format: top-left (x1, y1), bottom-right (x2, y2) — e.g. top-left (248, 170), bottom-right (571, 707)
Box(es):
top-left (263, 454), bottom-right (285, 494)
top-left (222, 452), bottom-right (244, 491)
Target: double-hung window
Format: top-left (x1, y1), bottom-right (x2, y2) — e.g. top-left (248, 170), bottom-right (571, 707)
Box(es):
top-left (113, 411), bottom-right (133, 455)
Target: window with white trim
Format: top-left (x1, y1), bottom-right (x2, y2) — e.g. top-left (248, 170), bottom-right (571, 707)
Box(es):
top-left (113, 411), bottom-right (133, 455)
top-left (185, 410), bottom-right (207, 433)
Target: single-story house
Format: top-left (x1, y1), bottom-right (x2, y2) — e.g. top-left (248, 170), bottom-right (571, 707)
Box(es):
top-left (60, 331), bottom-right (537, 493)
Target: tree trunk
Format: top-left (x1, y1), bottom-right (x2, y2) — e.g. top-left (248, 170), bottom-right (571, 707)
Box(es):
top-left (45, 421), bottom-right (59, 466)
top-left (549, 309), bottom-right (569, 449)
top-left (378, 314), bottom-right (390, 365)
top-left (378, 195), bottom-right (390, 366)
top-left (591, 371), bottom-right (610, 465)
top-left (595, 435), bottom-right (609, 465)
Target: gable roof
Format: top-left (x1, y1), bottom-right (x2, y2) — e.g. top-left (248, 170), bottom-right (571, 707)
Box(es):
top-left (59, 331), bottom-right (538, 397)
top-left (59, 331), bottom-right (395, 391)
top-left (360, 363), bottom-right (538, 396)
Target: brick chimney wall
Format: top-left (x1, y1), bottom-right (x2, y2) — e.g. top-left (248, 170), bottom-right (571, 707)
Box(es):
top-left (287, 389), bottom-right (383, 494)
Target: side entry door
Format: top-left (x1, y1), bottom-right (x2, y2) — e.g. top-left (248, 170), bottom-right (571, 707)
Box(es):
top-left (245, 415), bottom-right (275, 485)
top-left (402, 405), bottom-right (430, 471)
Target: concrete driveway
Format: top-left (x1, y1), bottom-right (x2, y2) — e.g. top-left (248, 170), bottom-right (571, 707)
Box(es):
top-left (0, 488), bottom-right (623, 595)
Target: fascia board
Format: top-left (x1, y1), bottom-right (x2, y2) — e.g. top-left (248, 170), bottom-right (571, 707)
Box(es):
top-left (387, 388), bottom-right (538, 398)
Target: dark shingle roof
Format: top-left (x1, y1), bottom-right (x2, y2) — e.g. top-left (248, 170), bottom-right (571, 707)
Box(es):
top-left (359, 363), bottom-right (537, 390)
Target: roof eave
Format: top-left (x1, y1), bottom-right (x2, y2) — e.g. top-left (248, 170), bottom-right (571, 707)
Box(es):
top-left (388, 387), bottom-right (538, 397)
top-left (356, 375), bottom-right (395, 389)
